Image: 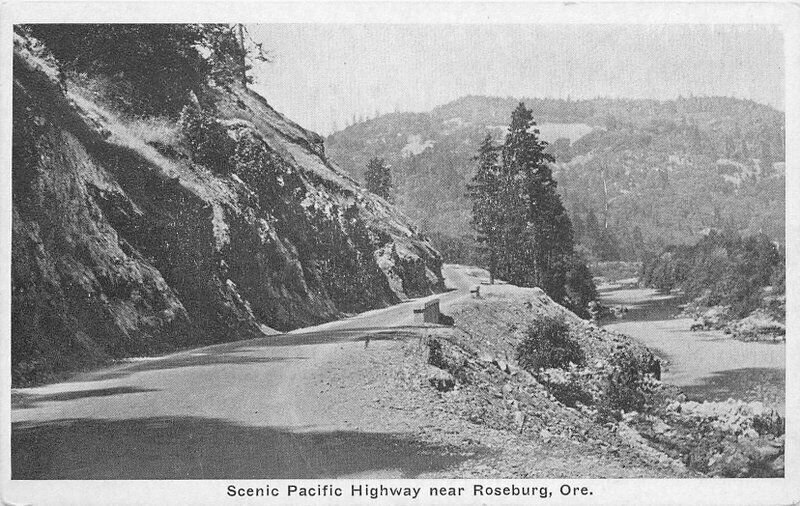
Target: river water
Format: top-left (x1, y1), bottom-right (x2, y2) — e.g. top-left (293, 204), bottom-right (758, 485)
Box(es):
top-left (599, 283), bottom-right (785, 415)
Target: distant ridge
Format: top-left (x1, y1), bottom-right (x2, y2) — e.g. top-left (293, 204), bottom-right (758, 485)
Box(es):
top-left (326, 95), bottom-right (784, 263)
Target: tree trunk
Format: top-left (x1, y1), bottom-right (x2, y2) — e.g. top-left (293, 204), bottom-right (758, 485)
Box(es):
top-left (489, 248), bottom-right (496, 284)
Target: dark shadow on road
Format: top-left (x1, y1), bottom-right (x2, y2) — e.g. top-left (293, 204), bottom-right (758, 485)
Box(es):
top-left (12, 416), bottom-right (485, 479)
top-left (226, 327), bottom-right (429, 350)
top-left (279, 327), bottom-right (427, 345)
top-left (82, 354), bottom-right (308, 382)
top-left (11, 386), bottom-right (159, 409)
top-left (71, 327), bottom-right (430, 383)
top-left (680, 367), bottom-right (785, 412)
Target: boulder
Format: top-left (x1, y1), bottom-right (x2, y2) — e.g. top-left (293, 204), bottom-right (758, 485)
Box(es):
top-left (495, 359), bottom-right (511, 374)
top-left (426, 366), bottom-right (455, 392)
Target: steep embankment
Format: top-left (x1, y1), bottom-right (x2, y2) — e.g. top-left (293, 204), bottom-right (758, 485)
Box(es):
top-left (11, 38), bottom-right (444, 385)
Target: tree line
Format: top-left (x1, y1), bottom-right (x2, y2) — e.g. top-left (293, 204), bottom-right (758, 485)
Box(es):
top-left (640, 230), bottom-right (784, 318)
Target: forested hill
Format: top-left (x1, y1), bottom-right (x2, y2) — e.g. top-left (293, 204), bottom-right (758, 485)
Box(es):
top-left (326, 95), bottom-right (785, 262)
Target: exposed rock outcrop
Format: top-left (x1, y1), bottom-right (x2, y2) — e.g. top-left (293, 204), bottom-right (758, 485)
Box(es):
top-left (12, 38), bottom-right (444, 385)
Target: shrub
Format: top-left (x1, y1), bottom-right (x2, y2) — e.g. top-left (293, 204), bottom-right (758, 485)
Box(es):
top-left (427, 338), bottom-right (447, 370)
top-left (564, 255), bottom-right (597, 318)
top-left (601, 349), bottom-right (647, 413)
top-left (179, 103), bottom-right (235, 173)
top-left (516, 318), bottom-right (584, 372)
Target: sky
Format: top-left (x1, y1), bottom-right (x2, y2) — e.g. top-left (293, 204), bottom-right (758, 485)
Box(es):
top-left (247, 24), bottom-right (784, 135)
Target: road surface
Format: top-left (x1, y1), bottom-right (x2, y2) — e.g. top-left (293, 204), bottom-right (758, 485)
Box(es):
top-left (11, 265), bottom-right (482, 479)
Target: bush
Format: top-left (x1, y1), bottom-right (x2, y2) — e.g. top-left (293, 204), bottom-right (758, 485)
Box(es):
top-left (516, 318), bottom-right (584, 372)
top-left (601, 349), bottom-right (647, 413)
top-left (179, 103), bottom-right (235, 173)
top-left (427, 338), bottom-right (447, 370)
top-left (564, 255), bottom-right (597, 318)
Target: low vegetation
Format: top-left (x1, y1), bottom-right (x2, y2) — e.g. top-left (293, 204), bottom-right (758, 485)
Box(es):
top-left (178, 102), bottom-right (236, 173)
top-left (515, 317), bottom-right (652, 417)
top-left (641, 230), bottom-right (784, 338)
top-left (516, 318), bottom-right (584, 371)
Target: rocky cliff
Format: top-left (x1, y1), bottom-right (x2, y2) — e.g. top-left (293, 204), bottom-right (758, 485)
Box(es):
top-left (11, 37), bottom-right (444, 385)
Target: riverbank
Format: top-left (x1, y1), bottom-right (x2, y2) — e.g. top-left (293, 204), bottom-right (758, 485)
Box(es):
top-left (599, 285), bottom-right (785, 415)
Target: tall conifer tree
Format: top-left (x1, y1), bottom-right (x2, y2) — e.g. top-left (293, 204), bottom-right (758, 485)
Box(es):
top-left (469, 102), bottom-right (594, 314)
top-left (468, 134), bottom-right (501, 283)
top-left (502, 103), bottom-right (573, 299)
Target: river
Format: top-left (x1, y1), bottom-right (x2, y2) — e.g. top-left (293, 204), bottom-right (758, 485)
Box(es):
top-left (599, 282), bottom-right (785, 415)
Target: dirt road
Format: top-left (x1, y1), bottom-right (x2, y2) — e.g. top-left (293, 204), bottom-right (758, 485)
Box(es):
top-left (11, 265), bottom-right (479, 479)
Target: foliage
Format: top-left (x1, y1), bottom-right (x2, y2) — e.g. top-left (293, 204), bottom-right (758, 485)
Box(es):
top-left (564, 256), bottom-right (598, 318)
top-left (468, 134), bottom-right (502, 281)
top-left (516, 318), bottom-right (584, 372)
top-left (600, 349), bottom-right (647, 413)
top-left (574, 208), bottom-right (620, 261)
top-left (467, 103), bottom-right (595, 313)
top-left (23, 24), bottom-right (251, 116)
top-left (640, 230), bottom-right (784, 318)
top-left (178, 103), bottom-right (235, 173)
top-left (364, 156), bottom-right (392, 199)
top-left (427, 338), bottom-right (448, 369)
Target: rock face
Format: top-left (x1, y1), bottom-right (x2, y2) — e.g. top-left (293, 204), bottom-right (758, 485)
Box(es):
top-left (11, 39), bottom-right (444, 385)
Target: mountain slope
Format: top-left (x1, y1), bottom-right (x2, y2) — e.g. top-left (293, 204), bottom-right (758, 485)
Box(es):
top-left (11, 36), bottom-right (444, 385)
top-left (326, 95), bottom-right (785, 261)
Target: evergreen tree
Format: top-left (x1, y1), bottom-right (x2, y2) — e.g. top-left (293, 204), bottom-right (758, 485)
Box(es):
top-left (364, 157), bottom-right (392, 200)
top-left (468, 134), bottom-right (501, 283)
top-left (499, 102), bottom-right (576, 302)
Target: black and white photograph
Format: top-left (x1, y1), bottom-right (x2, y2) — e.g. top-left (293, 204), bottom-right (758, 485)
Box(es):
top-left (2, 2), bottom-right (797, 504)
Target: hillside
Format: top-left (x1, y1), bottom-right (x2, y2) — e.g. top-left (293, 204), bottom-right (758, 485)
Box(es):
top-left (11, 33), bottom-right (444, 385)
top-left (326, 95), bottom-right (785, 262)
